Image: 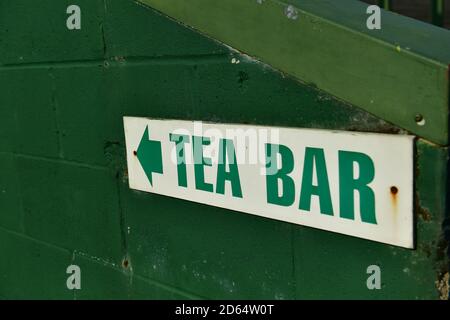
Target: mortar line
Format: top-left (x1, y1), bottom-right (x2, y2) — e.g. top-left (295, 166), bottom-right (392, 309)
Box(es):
top-left (11, 152), bottom-right (109, 171)
top-left (0, 225), bottom-right (202, 299)
top-left (132, 273), bottom-right (206, 300)
top-left (0, 225), bottom-right (72, 254)
top-left (0, 53), bottom-right (230, 71)
top-left (291, 224), bottom-right (297, 298)
top-left (115, 175), bottom-right (129, 262)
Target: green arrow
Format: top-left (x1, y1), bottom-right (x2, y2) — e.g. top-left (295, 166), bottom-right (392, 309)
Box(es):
top-left (136, 126), bottom-right (163, 186)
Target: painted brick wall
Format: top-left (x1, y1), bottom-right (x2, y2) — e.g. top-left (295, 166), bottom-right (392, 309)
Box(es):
top-left (0, 0), bottom-right (448, 299)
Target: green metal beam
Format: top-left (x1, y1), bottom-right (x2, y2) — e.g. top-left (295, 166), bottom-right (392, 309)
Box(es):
top-left (137, 0), bottom-right (450, 145)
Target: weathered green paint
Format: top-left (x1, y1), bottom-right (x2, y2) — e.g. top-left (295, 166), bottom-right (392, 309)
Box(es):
top-left (138, 0), bottom-right (450, 146)
top-left (0, 0), bottom-right (448, 299)
top-left (0, 228), bottom-right (73, 299)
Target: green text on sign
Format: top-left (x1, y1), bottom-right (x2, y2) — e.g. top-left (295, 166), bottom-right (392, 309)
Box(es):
top-left (124, 117), bottom-right (414, 248)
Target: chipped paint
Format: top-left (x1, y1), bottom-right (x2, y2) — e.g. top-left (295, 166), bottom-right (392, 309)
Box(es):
top-left (284, 5), bottom-right (298, 20)
top-left (436, 272), bottom-right (449, 300)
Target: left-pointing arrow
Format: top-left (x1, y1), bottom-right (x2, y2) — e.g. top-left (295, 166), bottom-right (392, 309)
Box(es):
top-left (136, 126), bottom-right (163, 187)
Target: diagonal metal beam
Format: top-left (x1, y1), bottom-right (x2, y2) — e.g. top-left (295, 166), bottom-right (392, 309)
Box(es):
top-left (137, 0), bottom-right (450, 145)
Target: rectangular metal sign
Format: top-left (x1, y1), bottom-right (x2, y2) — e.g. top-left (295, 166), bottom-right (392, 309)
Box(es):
top-left (124, 117), bottom-right (414, 248)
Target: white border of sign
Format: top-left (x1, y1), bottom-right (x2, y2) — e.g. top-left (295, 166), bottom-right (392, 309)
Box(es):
top-left (124, 117), bottom-right (414, 249)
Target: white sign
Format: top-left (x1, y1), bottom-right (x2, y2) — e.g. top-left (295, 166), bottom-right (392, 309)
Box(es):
top-left (124, 117), bottom-right (414, 248)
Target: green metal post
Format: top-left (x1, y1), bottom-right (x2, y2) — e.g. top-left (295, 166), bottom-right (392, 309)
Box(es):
top-left (431, 0), bottom-right (445, 27)
top-left (378, 0), bottom-right (391, 10)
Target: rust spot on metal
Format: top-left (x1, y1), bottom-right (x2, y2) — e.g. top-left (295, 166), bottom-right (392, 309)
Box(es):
top-left (435, 272), bottom-right (449, 300)
top-left (390, 186), bottom-right (398, 195)
top-left (390, 186), bottom-right (398, 211)
top-left (418, 206), bottom-right (432, 221)
top-left (413, 190), bottom-right (432, 222)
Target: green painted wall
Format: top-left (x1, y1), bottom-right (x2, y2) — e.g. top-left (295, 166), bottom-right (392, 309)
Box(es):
top-left (0, 0), bottom-right (448, 299)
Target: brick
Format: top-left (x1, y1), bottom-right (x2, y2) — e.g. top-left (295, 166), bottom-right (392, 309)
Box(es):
top-left (0, 228), bottom-right (72, 299)
top-left (0, 0), bottom-right (104, 65)
top-left (103, 0), bottom-right (224, 58)
top-left (0, 96), bottom-right (15, 153)
top-left (54, 63), bottom-right (200, 166)
top-left (0, 153), bottom-right (23, 232)
top-left (17, 156), bottom-right (123, 264)
top-left (72, 253), bottom-right (130, 299)
top-left (121, 186), bottom-right (296, 299)
top-left (130, 275), bottom-right (195, 299)
top-left (50, 66), bottom-right (121, 166)
top-left (0, 69), bottom-right (60, 157)
top-left (71, 253), bottom-right (197, 299)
